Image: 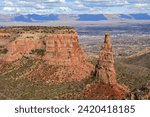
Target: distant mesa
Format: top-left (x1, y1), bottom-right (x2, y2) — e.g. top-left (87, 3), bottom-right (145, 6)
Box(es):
top-left (14, 14), bottom-right (59, 22)
top-left (130, 13), bottom-right (150, 20)
top-left (120, 14), bottom-right (132, 19)
top-left (77, 14), bottom-right (107, 21)
top-left (0, 13), bottom-right (150, 23)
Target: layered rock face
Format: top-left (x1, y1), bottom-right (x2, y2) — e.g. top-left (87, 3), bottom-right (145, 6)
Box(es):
top-left (96, 32), bottom-right (117, 85)
top-left (5, 39), bottom-right (44, 61)
top-left (0, 27), bottom-right (93, 82)
top-left (44, 32), bottom-right (87, 65)
top-left (3, 28), bottom-right (88, 67)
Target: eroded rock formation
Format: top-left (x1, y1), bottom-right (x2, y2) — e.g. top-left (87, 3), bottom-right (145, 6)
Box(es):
top-left (2, 28), bottom-right (88, 67)
top-left (44, 32), bottom-right (87, 65)
top-left (0, 27), bottom-right (93, 82)
top-left (5, 39), bottom-right (44, 61)
top-left (96, 32), bottom-right (117, 85)
top-left (0, 27), bottom-right (132, 99)
top-left (91, 32), bottom-right (129, 99)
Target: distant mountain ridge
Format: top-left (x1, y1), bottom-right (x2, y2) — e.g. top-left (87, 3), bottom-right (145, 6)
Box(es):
top-left (0, 13), bottom-right (150, 22)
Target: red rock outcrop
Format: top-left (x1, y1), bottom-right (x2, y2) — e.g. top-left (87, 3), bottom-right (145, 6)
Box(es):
top-left (96, 32), bottom-right (117, 85)
top-left (5, 39), bottom-right (44, 61)
top-left (92, 32), bottom-right (129, 98)
top-left (25, 31), bottom-right (94, 82)
top-left (3, 28), bottom-right (89, 67)
top-left (44, 32), bottom-right (87, 65)
top-left (82, 81), bottom-right (128, 100)
top-left (0, 27), bottom-right (94, 82)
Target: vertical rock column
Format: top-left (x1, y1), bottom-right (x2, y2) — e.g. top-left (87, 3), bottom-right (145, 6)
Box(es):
top-left (96, 32), bottom-right (117, 85)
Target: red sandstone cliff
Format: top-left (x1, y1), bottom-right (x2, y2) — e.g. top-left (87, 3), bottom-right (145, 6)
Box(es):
top-left (44, 32), bottom-right (87, 66)
top-left (0, 27), bottom-right (94, 82)
top-left (5, 39), bottom-right (44, 61)
top-left (25, 31), bottom-right (94, 82)
top-left (3, 29), bottom-right (89, 67)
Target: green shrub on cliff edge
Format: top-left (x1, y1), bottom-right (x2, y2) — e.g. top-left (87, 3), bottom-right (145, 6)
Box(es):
top-left (0, 48), bottom-right (8, 54)
top-left (31, 49), bottom-right (46, 56)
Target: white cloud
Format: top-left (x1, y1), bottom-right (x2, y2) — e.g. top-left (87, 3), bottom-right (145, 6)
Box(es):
top-left (47, 0), bottom-right (65, 3)
top-left (0, 0), bottom-right (150, 14)
top-left (4, 1), bottom-right (14, 6)
top-left (3, 7), bottom-right (20, 12)
top-left (59, 7), bottom-right (72, 13)
top-left (134, 3), bottom-right (149, 7)
top-left (3, 7), bottom-right (13, 11)
top-left (35, 4), bottom-right (45, 9)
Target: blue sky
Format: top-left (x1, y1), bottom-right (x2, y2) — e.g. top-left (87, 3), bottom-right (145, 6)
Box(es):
top-left (0, 0), bottom-right (150, 14)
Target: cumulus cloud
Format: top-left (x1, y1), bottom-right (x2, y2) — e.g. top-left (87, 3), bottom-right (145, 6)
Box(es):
top-left (47, 0), bottom-right (66, 3)
top-left (0, 0), bottom-right (150, 14)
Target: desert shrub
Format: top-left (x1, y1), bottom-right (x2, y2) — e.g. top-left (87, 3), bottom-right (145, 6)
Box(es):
top-left (0, 46), bottom-right (4, 48)
top-left (26, 36), bottom-right (34, 39)
top-left (0, 48), bottom-right (8, 54)
top-left (31, 49), bottom-right (46, 56)
top-left (42, 41), bottom-right (46, 46)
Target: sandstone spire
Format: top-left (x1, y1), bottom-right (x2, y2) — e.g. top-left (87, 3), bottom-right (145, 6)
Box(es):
top-left (96, 32), bottom-right (117, 85)
top-left (102, 32), bottom-right (112, 52)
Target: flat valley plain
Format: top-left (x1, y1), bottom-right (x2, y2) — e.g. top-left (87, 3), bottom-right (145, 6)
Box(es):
top-left (0, 20), bottom-right (150, 99)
